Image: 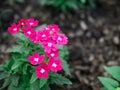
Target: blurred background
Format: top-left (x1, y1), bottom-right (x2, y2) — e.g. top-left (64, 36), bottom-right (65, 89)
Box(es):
top-left (0, 0), bottom-right (120, 90)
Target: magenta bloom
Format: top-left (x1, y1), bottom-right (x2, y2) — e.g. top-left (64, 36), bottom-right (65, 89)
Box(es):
top-left (37, 31), bottom-right (50, 42)
top-left (26, 18), bottom-right (38, 26)
top-left (48, 59), bottom-right (63, 72)
top-left (42, 40), bottom-right (58, 53)
top-left (46, 50), bottom-right (59, 58)
top-left (53, 34), bottom-right (68, 45)
top-left (8, 23), bottom-right (20, 34)
top-left (18, 18), bottom-right (26, 26)
top-left (35, 63), bottom-right (49, 78)
top-left (23, 27), bottom-right (36, 38)
top-left (28, 52), bottom-right (45, 65)
top-left (48, 24), bottom-right (60, 33)
top-left (29, 32), bottom-right (39, 43)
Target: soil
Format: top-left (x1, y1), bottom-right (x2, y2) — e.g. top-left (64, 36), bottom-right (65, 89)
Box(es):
top-left (0, 0), bottom-right (120, 90)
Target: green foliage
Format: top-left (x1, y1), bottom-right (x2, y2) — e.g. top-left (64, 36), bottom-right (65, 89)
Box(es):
top-left (0, 28), bottom-right (71, 90)
top-left (50, 72), bottom-right (72, 85)
top-left (98, 66), bottom-right (120, 90)
top-left (37, 0), bottom-right (95, 11)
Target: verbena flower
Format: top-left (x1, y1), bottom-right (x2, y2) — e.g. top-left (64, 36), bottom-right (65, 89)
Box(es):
top-left (35, 63), bottom-right (49, 78)
top-left (37, 30), bottom-right (50, 42)
top-left (28, 52), bottom-right (45, 65)
top-left (41, 40), bottom-right (58, 53)
top-left (53, 34), bottom-right (68, 45)
top-left (23, 27), bottom-right (36, 38)
top-left (46, 50), bottom-right (59, 58)
top-left (48, 59), bottom-right (63, 72)
top-left (26, 18), bottom-right (38, 26)
top-left (8, 23), bottom-right (20, 34)
top-left (18, 18), bottom-right (26, 26)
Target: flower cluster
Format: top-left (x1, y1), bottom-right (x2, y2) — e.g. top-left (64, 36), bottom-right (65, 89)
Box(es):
top-left (8, 18), bottom-right (68, 78)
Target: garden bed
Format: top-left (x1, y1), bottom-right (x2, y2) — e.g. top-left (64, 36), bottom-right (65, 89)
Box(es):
top-left (0, 0), bottom-right (120, 90)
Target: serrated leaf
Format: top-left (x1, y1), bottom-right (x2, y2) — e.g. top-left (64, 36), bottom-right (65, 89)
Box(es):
top-left (11, 75), bottom-right (19, 86)
top-left (98, 77), bottom-right (118, 90)
top-left (62, 60), bottom-right (70, 75)
top-left (39, 78), bottom-right (48, 88)
top-left (0, 72), bottom-right (8, 80)
top-left (30, 73), bottom-right (37, 84)
top-left (104, 66), bottom-right (120, 81)
top-left (30, 80), bottom-right (39, 90)
top-left (6, 46), bottom-right (23, 53)
top-left (40, 83), bottom-right (51, 90)
top-left (13, 33), bottom-right (27, 41)
top-left (50, 73), bottom-right (72, 85)
top-left (11, 61), bottom-right (22, 70)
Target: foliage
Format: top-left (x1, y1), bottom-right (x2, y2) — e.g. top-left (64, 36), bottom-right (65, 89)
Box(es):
top-left (0, 23), bottom-right (72, 90)
top-left (38, 0), bottom-right (95, 11)
top-left (98, 66), bottom-right (120, 90)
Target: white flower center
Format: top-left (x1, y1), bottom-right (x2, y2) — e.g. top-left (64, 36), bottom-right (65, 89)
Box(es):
top-left (34, 58), bottom-right (39, 62)
top-left (21, 22), bottom-right (24, 25)
top-left (27, 31), bottom-right (31, 35)
top-left (52, 63), bottom-right (57, 67)
top-left (40, 68), bottom-right (45, 73)
top-left (46, 28), bottom-right (49, 30)
top-left (48, 43), bottom-right (52, 47)
top-left (13, 28), bottom-right (17, 31)
top-left (50, 53), bottom-right (55, 57)
top-left (58, 37), bottom-right (62, 41)
top-left (42, 34), bottom-right (46, 37)
top-left (52, 28), bottom-right (55, 31)
top-left (30, 22), bottom-right (33, 25)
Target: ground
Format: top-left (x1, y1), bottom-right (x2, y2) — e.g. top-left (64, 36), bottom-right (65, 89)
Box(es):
top-left (0, 0), bottom-right (120, 90)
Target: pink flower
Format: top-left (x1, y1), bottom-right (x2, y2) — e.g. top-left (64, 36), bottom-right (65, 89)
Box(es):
top-left (53, 34), bottom-right (68, 45)
top-left (18, 18), bottom-right (26, 26)
top-left (35, 63), bottom-right (49, 78)
top-left (48, 24), bottom-right (60, 33)
top-left (26, 18), bottom-right (38, 26)
top-left (48, 59), bottom-right (63, 72)
top-left (8, 23), bottom-right (20, 34)
top-left (46, 50), bottom-right (59, 58)
top-left (29, 32), bottom-right (39, 43)
top-left (42, 40), bottom-right (58, 53)
top-left (23, 27), bottom-right (36, 38)
top-left (28, 52), bottom-right (45, 65)
top-left (37, 31), bottom-right (50, 42)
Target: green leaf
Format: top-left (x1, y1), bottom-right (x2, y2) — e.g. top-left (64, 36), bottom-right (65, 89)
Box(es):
top-left (13, 33), bottom-right (27, 41)
top-left (0, 77), bottom-right (11, 89)
top-left (39, 78), bottom-right (48, 88)
top-left (98, 77), bottom-right (118, 90)
top-left (66, 0), bottom-right (78, 10)
top-left (0, 72), bottom-right (8, 80)
top-left (101, 87), bottom-right (108, 90)
top-left (40, 83), bottom-right (51, 90)
top-left (116, 87), bottom-right (120, 90)
top-left (30, 73), bottom-right (37, 84)
top-left (11, 61), bottom-right (22, 70)
top-left (62, 60), bottom-right (71, 75)
top-left (30, 80), bottom-right (39, 90)
top-left (80, 0), bottom-right (86, 4)
top-left (6, 46), bottom-right (23, 53)
top-left (50, 73), bottom-right (72, 85)
top-left (11, 75), bottom-right (19, 86)
top-left (104, 66), bottom-right (120, 81)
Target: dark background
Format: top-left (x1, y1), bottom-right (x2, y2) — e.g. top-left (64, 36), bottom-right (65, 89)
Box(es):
top-left (0, 0), bottom-right (120, 90)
